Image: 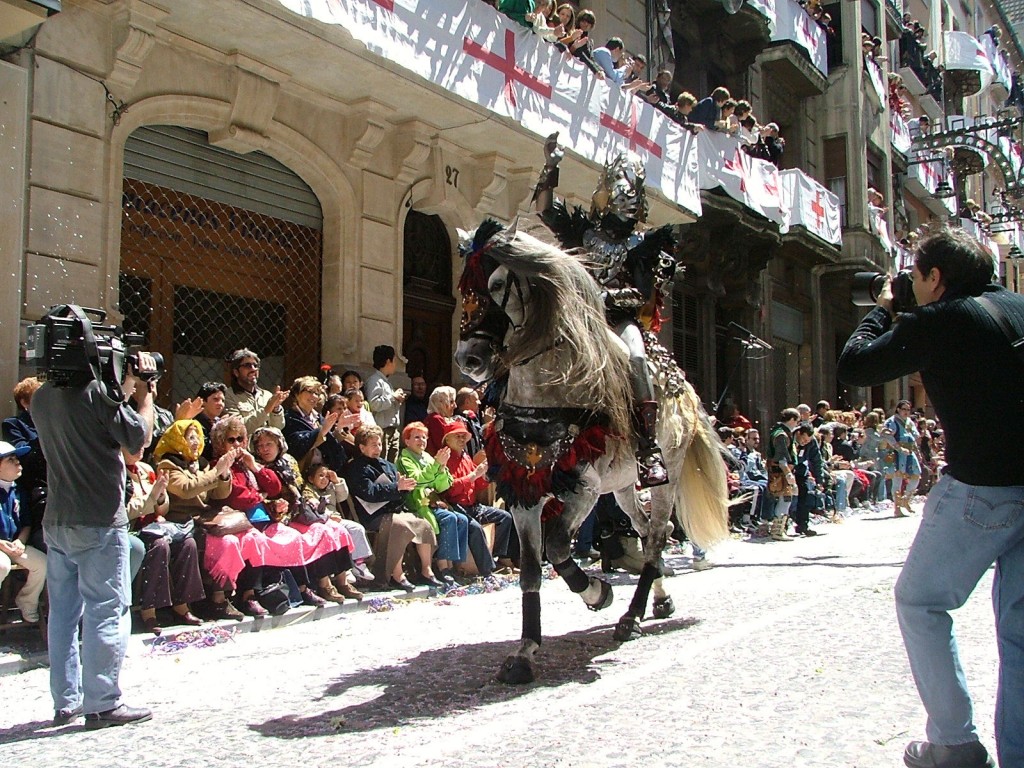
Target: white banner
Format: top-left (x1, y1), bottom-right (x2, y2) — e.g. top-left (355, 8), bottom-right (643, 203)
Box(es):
top-left (944, 31), bottom-right (995, 94)
top-left (869, 205), bottom-right (893, 254)
top-left (890, 112), bottom-right (912, 155)
top-left (697, 130), bottom-right (783, 221)
top-left (982, 33), bottom-right (1012, 91)
top-left (865, 58), bottom-right (885, 110)
top-left (771, 0), bottom-right (827, 78)
top-left (275, 0), bottom-right (703, 217)
top-left (746, 0), bottom-right (777, 33)
top-left (779, 169), bottom-right (841, 245)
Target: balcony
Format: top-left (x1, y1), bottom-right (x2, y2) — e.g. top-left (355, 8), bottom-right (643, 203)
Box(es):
top-left (672, 0), bottom-right (774, 76)
top-left (884, 0), bottom-right (903, 41)
top-left (762, 0), bottom-right (828, 91)
top-left (981, 33), bottom-right (1013, 98)
top-left (899, 35), bottom-right (943, 119)
top-left (943, 31), bottom-right (996, 104)
top-left (904, 158), bottom-right (957, 217)
top-left (890, 112), bottom-right (911, 167)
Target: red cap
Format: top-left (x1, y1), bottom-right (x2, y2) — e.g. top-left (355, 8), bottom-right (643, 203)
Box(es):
top-left (443, 421), bottom-right (471, 440)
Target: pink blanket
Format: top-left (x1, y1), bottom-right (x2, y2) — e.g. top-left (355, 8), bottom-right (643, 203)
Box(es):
top-left (205, 519), bottom-right (354, 588)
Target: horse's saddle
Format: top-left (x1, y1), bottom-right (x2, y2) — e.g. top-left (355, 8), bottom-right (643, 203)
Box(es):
top-left (495, 404), bottom-right (606, 470)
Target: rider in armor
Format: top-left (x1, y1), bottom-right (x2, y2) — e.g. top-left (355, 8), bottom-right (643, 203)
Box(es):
top-left (532, 133), bottom-right (677, 487)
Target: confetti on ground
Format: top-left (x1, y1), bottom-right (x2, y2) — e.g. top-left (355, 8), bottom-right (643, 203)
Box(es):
top-left (147, 625), bottom-right (237, 655)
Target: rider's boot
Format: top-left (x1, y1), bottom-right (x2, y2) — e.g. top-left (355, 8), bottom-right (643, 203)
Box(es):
top-left (633, 400), bottom-right (669, 488)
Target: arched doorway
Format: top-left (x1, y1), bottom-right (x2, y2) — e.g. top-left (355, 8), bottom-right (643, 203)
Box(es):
top-left (402, 211), bottom-right (456, 387)
top-left (118, 125), bottom-right (323, 406)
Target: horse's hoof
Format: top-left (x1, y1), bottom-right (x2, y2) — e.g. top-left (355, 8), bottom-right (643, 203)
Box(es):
top-left (613, 615), bottom-right (642, 642)
top-left (652, 595), bottom-right (675, 619)
top-left (586, 578), bottom-right (613, 611)
top-left (496, 655), bottom-right (535, 685)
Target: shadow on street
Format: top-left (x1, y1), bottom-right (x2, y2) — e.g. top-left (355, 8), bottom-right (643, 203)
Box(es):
top-left (250, 616), bottom-right (700, 738)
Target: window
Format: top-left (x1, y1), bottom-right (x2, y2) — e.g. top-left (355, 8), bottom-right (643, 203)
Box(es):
top-left (860, 0), bottom-right (878, 38)
top-left (824, 3), bottom-right (844, 67)
top-left (824, 136), bottom-right (848, 227)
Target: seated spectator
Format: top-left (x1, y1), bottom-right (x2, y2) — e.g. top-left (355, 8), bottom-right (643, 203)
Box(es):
top-left (689, 86), bottom-right (730, 129)
top-left (0, 441), bottom-right (46, 624)
top-left (208, 416), bottom-right (357, 613)
top-left (398, 422), bottom-right (496, 585)
top-left (222, 348), bottom-right (287, 436)
top-left (455, 387), bottom-right (486, 460)
top-left (195, 381), bottom-right (227, 461)
top-left (425, 385), bottom-right (458, 455)
top-left (282, 376), bottom-right (360, 470)
top-left (402, 375), bottom-right (430, 426)
top-left (301, 462), bottom-right (375, 587)
top-left (441, 422), bottom-right (517, 570)
top-left (340, 369), bottom-right (363, 393)
top-left (252, 426), bottom-right (358, 603)
top-left (3, 377), bottom-right (47, 552)
top-left (153, 420), bottom-right (243, 621)
top-left (498, 0), bottom-right (535, 28)
top-left (344, 425), bottom-right (441, 591)
top-left (592, 37), bottom-right (627, 85)
top-left (124, 446), bottom-right (204, 634)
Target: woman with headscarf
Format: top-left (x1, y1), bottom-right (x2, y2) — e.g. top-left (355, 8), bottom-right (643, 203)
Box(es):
top-left (152, 419), bottom-right (244, 620)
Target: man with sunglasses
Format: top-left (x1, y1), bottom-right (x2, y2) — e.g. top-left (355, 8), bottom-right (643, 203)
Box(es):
top-left (223, 348), bottom-right (287, 435)
top-left (838, 228), bottom-right (1024, 768)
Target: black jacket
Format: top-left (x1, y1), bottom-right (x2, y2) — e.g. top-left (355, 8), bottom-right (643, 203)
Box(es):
top-left (837, 286), bottom-right (1024, 486)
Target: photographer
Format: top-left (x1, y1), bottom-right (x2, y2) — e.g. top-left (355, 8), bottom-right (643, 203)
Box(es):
top-left (837, 228), bottom-right (1024, 768)
top-left (33, 351), bottom-right (157, 729)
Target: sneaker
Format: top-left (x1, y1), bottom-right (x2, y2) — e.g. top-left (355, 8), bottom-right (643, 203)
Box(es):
top-left (52, 706), bottom-right (83, 726)
top-left (352, 562), bottom-right (375, 584)
top-left (691, 557), bottom-right (713, 571)
top-left (903, 740), bottom-right (994, 768)
top-left (84, 704), bottom-right (153, 730)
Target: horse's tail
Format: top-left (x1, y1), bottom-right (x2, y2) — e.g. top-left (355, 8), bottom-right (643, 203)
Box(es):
top-left (660, 381), bottom-right (731, 551)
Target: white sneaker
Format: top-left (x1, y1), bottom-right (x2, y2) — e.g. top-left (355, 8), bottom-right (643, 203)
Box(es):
top-left (691, 557), bottom-right (713, 571)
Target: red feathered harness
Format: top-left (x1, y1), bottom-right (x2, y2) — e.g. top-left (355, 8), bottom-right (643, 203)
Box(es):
top-left (483, 406), bottom-right (615, 521)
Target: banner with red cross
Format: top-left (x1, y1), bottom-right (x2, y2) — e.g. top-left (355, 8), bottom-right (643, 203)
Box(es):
top-left (771, 0), bottom-right (827, 77)
top-left (276, 0), bottom-right (703, 218)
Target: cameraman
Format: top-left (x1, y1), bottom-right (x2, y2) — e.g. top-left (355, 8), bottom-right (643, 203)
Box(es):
top-left (837, 228), bottom-right (1024, 768)
top-left (33, 352), bottom-right (157, 729)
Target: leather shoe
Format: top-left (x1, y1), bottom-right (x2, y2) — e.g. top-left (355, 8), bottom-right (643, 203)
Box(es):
top-left (336, 581), bottom-right (364, 601)
top-left (388, 577), bottom-right (415, 593)
top-left (421, 574), bottom-right (445, 588)
top-left (209, 599), bottom-right (244, 621)
top-left (52, 706), bottom-right (83, 726)
top-left (172, 610), bottom-right (203, 626)
top-left (903, 740), bottom-right (995, 768)
top-left (142, 615), bottom-right (162, 635)
top-left (84, 704), bottom-right (153, 730)
top-left (301, 589), bottom-right (326, 608)
top-left (238, 598), bottom-right (267, 617)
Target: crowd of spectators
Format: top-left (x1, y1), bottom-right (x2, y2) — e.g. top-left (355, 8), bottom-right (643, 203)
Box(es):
top-left (0, 347), bottom-right (522, 633)
top-left (716, 399), bottom-right (944, 542)
top-left (488, 2), bottom-right (787, 166)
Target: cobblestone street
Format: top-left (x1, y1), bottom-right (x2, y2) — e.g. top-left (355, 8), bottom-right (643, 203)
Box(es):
top-left (0, 508), bottom-right (998, 768)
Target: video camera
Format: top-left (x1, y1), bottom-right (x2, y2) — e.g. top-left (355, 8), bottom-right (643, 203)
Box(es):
top-left (24, 304), bottom-right (164, 404)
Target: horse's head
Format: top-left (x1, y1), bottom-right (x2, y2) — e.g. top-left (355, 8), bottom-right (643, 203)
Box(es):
top-left (455, 219), bottom-right (517, 382)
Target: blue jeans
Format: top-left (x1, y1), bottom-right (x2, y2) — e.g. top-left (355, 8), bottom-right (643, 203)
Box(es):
top-left (44, 525), bottom-right (132, 716)
top-left (467, 517), bottom-right (495, 576)
top-left (463, 504), bottom-right (513, 558)
top-left (894, 474), bottom-right (1024, 766)
top-left (434, 507), bottom-right (469, 563)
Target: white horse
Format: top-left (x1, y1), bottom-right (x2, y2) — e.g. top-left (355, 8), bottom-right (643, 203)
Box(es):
top-left (455, 220), bottom-right (730, 684)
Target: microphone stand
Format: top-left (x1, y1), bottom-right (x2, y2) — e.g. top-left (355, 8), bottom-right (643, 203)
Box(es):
top-left (713, 323), bottom-right (773, 417)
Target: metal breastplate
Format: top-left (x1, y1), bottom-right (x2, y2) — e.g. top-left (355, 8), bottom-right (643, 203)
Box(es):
top-left (582, 229), bottom-right (639, 286)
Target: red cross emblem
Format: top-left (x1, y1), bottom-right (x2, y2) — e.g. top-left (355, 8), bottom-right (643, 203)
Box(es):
top-left (799, 14), bottom-right (820, 53)
top-left (599, 101), bottom-right (663, 158)
top-left (722, 148), bottom-right (747, 192)
top-left (463, 29), bottom-right (553, 108)
top-left (809, 190), bottom-right (826, 229)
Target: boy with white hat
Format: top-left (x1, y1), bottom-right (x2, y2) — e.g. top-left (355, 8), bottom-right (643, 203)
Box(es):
top-left (0, 441), bottom-right (47, 623)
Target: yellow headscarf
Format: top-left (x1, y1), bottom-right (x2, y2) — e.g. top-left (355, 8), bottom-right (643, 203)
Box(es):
top-left (153, 419), bottom-right (205, 463)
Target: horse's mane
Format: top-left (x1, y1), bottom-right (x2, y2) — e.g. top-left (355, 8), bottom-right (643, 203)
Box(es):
top-left (487, 219), bottom-right (632, 437)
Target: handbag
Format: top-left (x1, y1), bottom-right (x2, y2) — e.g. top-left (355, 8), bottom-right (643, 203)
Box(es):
top-left (139, 519), bottom-right (194, 545)
top-left (256, 577), bottom-right (291, 616)
top-left (291, 495), bottom-right (329, 526)
top-left (201, 507), bottom-right (253, 537)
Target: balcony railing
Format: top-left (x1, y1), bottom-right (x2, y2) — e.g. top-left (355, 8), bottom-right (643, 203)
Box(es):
top-left (899, 34), bottom-right (943, 102)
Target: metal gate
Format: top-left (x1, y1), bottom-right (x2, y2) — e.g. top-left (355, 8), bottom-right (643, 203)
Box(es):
top-left (118, 126), bottom-right (323, 407)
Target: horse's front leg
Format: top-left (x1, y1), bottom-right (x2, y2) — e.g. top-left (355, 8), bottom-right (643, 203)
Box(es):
top-left (497, 504), bottom-right (543, 685)
top-left (612, 485), bottom-right (674, 641)
top-left (546, 474), bottom-right (612, 611)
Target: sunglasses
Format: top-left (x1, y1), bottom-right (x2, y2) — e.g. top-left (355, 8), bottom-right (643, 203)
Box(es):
top-left (225, 436), bottom-right (246, 444)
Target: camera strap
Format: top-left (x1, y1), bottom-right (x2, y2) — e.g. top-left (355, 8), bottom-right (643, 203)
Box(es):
top-left (57, 304), bottom-right (124, 406)
top-left (973, 294), bottom-right (1024, 367)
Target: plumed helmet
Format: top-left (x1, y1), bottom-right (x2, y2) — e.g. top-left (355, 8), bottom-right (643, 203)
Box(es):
top-left (590, 152), bottom-right (648, 224)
